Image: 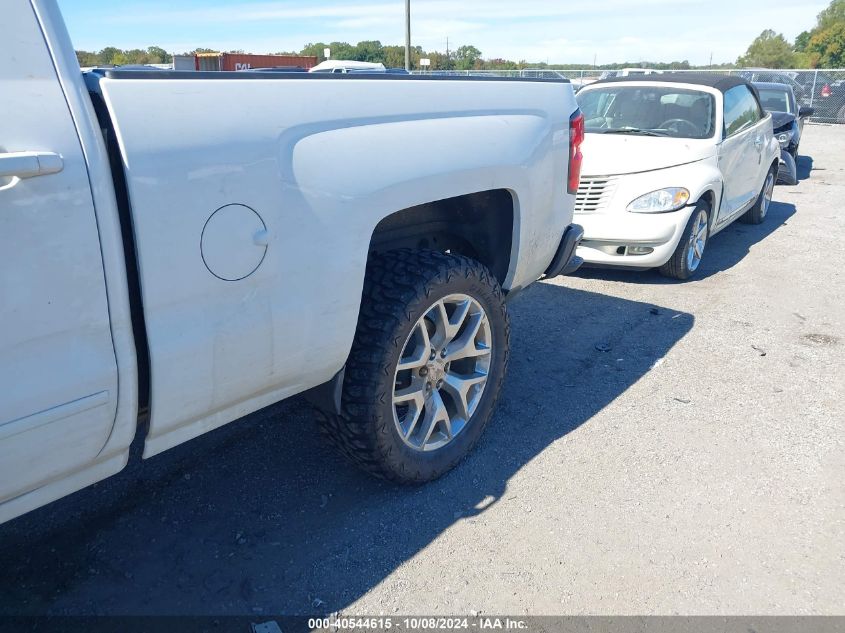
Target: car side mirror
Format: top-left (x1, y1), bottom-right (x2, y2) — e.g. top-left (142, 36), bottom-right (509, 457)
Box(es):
top-left (799, 106), bottom-right (815, 117)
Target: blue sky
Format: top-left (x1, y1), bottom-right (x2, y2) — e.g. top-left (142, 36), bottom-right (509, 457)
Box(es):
top-left (59, 0), bottom-right (826, 65)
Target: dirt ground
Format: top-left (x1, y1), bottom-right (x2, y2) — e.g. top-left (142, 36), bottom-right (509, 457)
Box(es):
top-left (1, 125), bottom-right (842, 618)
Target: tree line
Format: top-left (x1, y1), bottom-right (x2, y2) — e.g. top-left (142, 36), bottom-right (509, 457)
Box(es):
top-left (737, 0), bottom-right (844, 68)
top-left (76, 46), bottom-right (171, 67)
top-left (73, 42), bottom-right (715, 72)
top-left (75, 42), bottom-right (508, 70)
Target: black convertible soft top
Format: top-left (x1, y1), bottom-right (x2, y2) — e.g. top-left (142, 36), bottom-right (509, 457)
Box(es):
top-left (594, 73), bottom-right (752, 94)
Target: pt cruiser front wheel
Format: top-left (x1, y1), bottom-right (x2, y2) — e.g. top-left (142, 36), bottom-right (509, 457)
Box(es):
top-left (315, 249), bottom-right (510, 483)
top-left (659, 200), bottom-right (710, 281)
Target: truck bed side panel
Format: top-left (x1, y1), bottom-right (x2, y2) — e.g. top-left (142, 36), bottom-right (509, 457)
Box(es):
top-left (95, 75), bottom-right (575, 455)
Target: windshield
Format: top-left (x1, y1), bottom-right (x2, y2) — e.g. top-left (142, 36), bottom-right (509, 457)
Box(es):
top-left (757, 88), bottom-right (792, 113)
top-left (577, 86), bottom-right (716, 139)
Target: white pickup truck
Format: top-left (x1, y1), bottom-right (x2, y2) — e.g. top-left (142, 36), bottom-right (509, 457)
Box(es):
top-left (0, 0), bottom-right (584, 524)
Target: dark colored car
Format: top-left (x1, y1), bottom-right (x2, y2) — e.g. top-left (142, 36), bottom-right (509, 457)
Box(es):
top-left (753, 81), bottom-right (814, 185)
top-left (742, 70), bottom-right (844, 122)
top-left (754, 82), bottom-right (813, 155)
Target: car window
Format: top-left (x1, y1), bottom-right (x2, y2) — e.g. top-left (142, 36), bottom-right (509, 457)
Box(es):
top-left (723, 85), bottom-right (763, 136)
top-left (810, 73), bottom-right (834, 86)
top-left (576, 86), bottom-right (716, 139)
top-left (757, 88), bottom-right (792, 113)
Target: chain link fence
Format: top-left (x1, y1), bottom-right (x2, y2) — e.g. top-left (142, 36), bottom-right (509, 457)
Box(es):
top-left (416, 68), bottom-right (845, 124)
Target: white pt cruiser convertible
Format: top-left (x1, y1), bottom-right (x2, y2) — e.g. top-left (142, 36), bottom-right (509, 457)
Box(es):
top-left (574, 74), bottom-right (780, 279)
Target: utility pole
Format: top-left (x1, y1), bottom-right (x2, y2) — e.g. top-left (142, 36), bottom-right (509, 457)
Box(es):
top-left (446, 36), bottom-right (450, 71)
top-left (404, 0), bottom-right (411, 72)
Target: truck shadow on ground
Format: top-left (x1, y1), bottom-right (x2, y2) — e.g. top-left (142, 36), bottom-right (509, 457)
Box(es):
top-left (573, 201), bottom-right (796, 285)
top-left (0, 283), bottom-right (693, 617)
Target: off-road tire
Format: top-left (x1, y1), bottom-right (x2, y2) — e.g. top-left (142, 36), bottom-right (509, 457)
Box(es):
top-left (315, 249), bottom-right (510, 483)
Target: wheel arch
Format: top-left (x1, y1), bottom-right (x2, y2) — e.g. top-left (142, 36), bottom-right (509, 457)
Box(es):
top-left (698, 188), bottom-right (716, 212)
top-left (367, 189), bottom-right (516, 288)
top-left (306, 190), bottom-right (516, 416)
top-left (694, 186), bottom-right (719, 230)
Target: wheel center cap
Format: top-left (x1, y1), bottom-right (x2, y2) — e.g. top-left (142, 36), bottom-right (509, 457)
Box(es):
top-left (426, 360), bottom-right (446, 384)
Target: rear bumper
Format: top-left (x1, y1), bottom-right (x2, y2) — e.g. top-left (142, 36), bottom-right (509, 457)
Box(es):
top-left (544, 223), bottom-right (585, 278)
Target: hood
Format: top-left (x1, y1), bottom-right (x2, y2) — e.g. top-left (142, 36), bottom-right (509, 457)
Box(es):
top-left (769, 111), bottom-right (796, 131)
top-left (580, 133), bottom-right (714, 176)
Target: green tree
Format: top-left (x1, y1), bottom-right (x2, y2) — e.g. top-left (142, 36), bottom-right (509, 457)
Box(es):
top-left (806, 22), bottom-right (845, 67)
top-left (817, 0), bottom-right (845, 28)
top-left (354, 40), bottom-right (384, 62)
top-left (454, 45), bottom-right (482, 70)
top-left (381, 44), bottom-right (424, 69)
top-left (146, 46), bottom-right (171, 63)
top-left (329, 41), bottom-right (357, 60)
top-left (736, 30), bottom-right (796, 67)
top-left (303, 41), bottom-right (357, 61)
top-left (75, 50), bottom-right (99, 66)
top-left (382, 45), bottom-right (406, 68)
top-left (300, 42), bottom-right (329, 61)
top-left (96, 46), bottom-right (121, 65)
top-left (123, 49), bottom-right (150, 64)
top-left (794, 30), bottom-right (812, 52)
top-left (111, 51), bottom-right (131, 66)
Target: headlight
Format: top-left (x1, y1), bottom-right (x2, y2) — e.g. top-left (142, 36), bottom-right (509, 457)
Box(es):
top-left (776, 131), bottom-right (794, 147)
top-left (627, 188), bottom-right (690, 213)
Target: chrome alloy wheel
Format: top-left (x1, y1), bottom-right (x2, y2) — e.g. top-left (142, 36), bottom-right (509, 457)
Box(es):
top-left (760, 171), bottom-right (775, 220)
top-left (392, 294), bottom-right (492, 452)
top-left (686, 208), bottom-right (709, 272)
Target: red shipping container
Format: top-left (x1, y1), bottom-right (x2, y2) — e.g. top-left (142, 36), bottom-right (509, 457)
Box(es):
top-left (195, 53), bottom-right (318, 71)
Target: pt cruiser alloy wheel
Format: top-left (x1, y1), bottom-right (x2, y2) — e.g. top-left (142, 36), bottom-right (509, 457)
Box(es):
top-left (659, 200), bottom-right (711, 281)
top-left (315, 249), bottom-right (509, 483)
top-left (741, 167), bottom-right (776, 225)
top-left (685, 209), bottom-right (709, 272)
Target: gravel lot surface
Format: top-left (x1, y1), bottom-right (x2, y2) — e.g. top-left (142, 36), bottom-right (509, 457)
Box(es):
top-left (1, 125), bottom-right (842, 618)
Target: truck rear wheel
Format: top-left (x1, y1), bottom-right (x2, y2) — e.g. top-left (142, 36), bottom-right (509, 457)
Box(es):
top-left (315, 249), bottom-right (509, 483)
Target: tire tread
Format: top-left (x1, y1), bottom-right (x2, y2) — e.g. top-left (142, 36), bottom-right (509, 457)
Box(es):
top-left (315, 249), bottom-right (509, 483)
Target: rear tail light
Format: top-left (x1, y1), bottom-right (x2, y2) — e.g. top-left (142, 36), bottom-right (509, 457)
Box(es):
top-left (568, 110), bottom-right (584, 195)
top-left (821, 84), bottom-right (832, 98)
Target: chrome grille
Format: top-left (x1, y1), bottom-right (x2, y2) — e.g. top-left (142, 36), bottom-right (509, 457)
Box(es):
top-left (574, 177), bottom-right (617, 214)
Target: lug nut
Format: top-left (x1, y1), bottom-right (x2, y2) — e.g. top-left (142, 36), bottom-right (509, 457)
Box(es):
top-left (440, 349), bottom-right (447, 358)
top-left (436, 379), bottom-right (444, 389)
top-left (419, 367), bottom-right (429, 377)
top-left (429, 351), bottom-right (437, 361)
top-left (425, 383), bottom-right (433, 392)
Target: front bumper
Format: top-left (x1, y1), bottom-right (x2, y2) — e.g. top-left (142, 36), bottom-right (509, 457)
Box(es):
top-left (544, 224), bottom-right (585, 278)
top-left (575, 207), bottom-right (693, 268)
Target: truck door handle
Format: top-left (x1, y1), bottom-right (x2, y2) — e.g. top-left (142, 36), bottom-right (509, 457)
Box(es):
top-left (0, 151), bottom-right (64, 179)
top-left (753, 137), bottom-right (763, 150)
